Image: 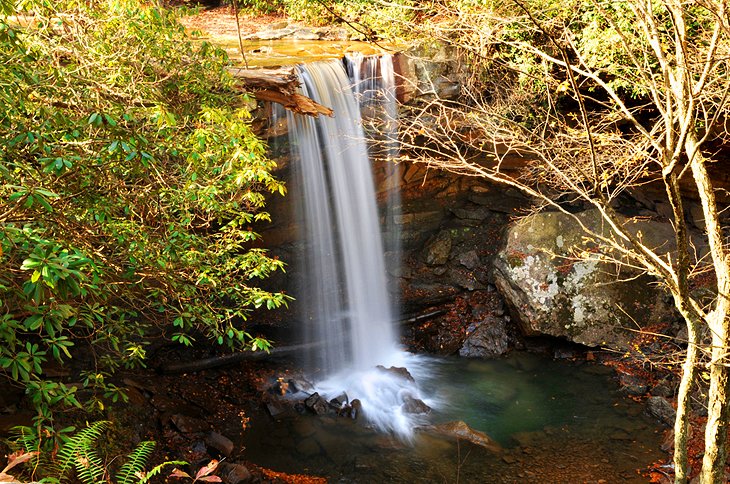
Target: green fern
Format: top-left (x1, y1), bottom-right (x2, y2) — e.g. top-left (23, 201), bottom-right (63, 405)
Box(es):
top-left (8, 425), bottom-right (46, 472)
top-left (9, 425), bottom-right (42, 454)
top-left (8, 421), bottom-right (186, 484)
top-left (54, 421), bottom-right (109, 483)
top-left (116, 441), bottom-right (155, 484)
top-left (138, 460), bottom-right (187, 484)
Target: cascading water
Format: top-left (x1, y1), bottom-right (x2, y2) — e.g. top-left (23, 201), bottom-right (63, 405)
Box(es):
top-left (285, 55), bottom-right (431, 437)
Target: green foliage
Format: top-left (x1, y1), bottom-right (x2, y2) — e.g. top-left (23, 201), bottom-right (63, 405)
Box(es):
top-left (0, 0), bottom-right (289, 423)
top-left (10, 421), bottom-right (186, 483)
top-left (281, 0), bottom-right (415, 39)
top-left (237, 0), bottom-right (285, 14)
top-left (54, 421), bottom-right (108, 482)
top-left (115, 441), bottom-right (155, 484)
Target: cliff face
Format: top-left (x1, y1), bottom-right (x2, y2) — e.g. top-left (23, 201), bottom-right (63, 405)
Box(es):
top-left (254, 50), bottom-right (728, 356)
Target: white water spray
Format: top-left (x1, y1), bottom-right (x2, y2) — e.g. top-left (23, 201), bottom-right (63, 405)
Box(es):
top-left (286, 56), bottom-right (431, 437)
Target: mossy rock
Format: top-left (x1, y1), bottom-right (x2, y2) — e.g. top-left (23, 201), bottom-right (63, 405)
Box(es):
top-left (493, 209), bottom-right (677, 350)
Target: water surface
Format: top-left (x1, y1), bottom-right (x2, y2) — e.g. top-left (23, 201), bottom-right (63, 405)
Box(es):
top-left (240, 353), bottom-right (664, 483)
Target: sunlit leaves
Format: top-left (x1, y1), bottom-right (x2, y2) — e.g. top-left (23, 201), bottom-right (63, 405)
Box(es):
top-left (0, 0), bottom-right (288, 424)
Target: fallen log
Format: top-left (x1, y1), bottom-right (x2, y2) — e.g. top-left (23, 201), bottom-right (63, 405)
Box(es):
top-left (160, 341), bottom-right (324, 374)
top-left (228, 66), bottom-right (333, 117)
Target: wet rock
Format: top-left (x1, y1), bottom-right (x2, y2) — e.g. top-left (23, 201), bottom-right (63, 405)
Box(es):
top-left (609, 429), bottom-right (633, 441)
top-left (349, 399), bottom-right (362, 419)
top-left (219, 462), bottom-right (252, 484)
top-left (304, 392), bottom-right (332, 415)
top-left (450, 206), bottom-right (491, 221)
top-left (293, 418), bottom-right (317, 438)
top-left (402, 395), bottom-right (432, 414)
top-left (619, 374), bottom-right (648, 396)
top-left (205, 431), bottom-right (234, 457)
top-left (376, 365), bottom-right (415, 382)
top-left (150, 394), bottom-right (181, 412)
top-left (424, 420), bottom-right (502, 452)
top-left (423, 230), bottom-right (452, 265)
top-left (329, 392), bottom-right (349, 408)
top-left (459, 317), bottom-right (509, 358)
top-left (493, 209), bottom-right (677, 350)
top-left (502, 454), bottom-right (517, 464)
top-left (292, 28), bottom-right (321, 40)
top-left (288, 377), bottom-right (315, 394)
top-left (646, 396), bottom-right (676, 427)
top-left (448, 266), bottom-right (484, 291)
top-left (191, 440), bottom-right (207, 454)
top-left (170, 414), bottom-right (210, 434)
top-left (264, 402), bottom-right (286, 418)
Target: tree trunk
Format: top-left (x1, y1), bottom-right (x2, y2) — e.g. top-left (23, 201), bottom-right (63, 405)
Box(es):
top-left (687, 135), bottom-right (730, 483)
top-left (674, 314), bottom-right (700, 483)
top-left (701, 333), bottom-right (730, 483)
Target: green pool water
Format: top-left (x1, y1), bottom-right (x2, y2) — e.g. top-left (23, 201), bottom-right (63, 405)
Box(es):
top-left (238, 353), bottom-right (665, 483)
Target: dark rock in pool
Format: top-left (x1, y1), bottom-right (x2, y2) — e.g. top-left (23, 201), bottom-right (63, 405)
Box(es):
top-left (402, 395), bottom-right (432, 414)
top-left (619, 373), bottom-right (648, 396)
top-left (646, 396), bottom-right (676, 427)
top-left (304, 392), bottom-right (332, 416)
top-left (376, 365), bottom-right (415, 382)
top-left (205, 431), bottom-right (234, 457)
top-left (459, 316), bottom-right (510, 358)
top-left (422, 420), bottom-right (502, 452)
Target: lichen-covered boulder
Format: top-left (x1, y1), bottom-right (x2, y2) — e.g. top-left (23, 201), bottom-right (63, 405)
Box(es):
top-left (493, 209), bottom-right (675, 350)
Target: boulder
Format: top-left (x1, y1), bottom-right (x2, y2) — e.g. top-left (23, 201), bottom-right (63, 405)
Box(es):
top-left (424, 420), bottom-right (502, 452)
top-left (459, 317), bottom-right (510, 358)
top-left (493, 209), bottom-right (676, 350)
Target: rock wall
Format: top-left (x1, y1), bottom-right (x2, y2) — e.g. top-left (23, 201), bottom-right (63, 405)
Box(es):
top-left (259, 147), bottom-right (700, 356)
top-left (252, 50), bottom-right (726, 357)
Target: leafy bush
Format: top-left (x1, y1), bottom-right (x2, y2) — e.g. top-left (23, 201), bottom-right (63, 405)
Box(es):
top-left (0, 0), bottom-right (289, 426)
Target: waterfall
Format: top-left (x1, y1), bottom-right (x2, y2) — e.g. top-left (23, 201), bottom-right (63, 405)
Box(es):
top-left (285, 55), bottom-right (431, 437)
top-left (288, 57), bottom-right (398, 372)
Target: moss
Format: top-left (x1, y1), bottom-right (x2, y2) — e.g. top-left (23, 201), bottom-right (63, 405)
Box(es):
top-left (506, 250), bottom-right (527, 268)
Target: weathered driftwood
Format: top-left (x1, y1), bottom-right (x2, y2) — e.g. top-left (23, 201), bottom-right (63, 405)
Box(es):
top-left (228, 66), bottom-right (333, 117)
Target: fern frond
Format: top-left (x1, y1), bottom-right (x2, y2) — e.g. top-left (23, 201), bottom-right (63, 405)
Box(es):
top-left (116, 441), bottom-right (155, 484)
top-left (54, 421), bottom-right (109, 480)
top-left (138, 461), bottom-right (187, 484)
top-left (8, 426), bottom-right (44, 469)
top-left (74, 448), bottom-right (105, 484)
top-left (9, 426), bottom-right (41, 453)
